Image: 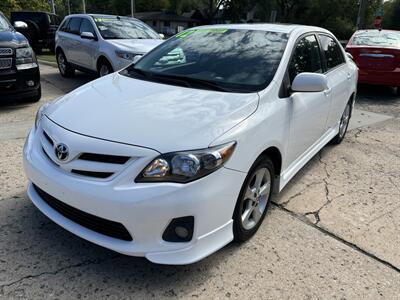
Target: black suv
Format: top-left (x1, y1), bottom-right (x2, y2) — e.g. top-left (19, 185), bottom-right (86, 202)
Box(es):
top-left (0, 12), bottom-right (41, 102)
top-left (10, 11), bottom-right (61, 52)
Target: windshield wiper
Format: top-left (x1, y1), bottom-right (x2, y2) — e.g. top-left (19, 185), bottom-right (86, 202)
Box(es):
top-left (150, 73), bottom-right (231, 92)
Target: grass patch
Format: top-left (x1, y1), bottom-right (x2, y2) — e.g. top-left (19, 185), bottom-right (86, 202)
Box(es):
top-left (37, 54), bottom-right (57, 63)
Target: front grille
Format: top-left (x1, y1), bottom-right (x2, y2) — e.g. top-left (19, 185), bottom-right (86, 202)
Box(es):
top-left (0, 48), bottom-right (13, 56)
top-left (41, 130), bottom-right (133, 180)
top-left (43, 131), bottom-right (54, 146)
top-left (79, 153), bottom-right (130, 164)
top-left (33, 184), bottom-right (133, 241)
top-left (0, 58), bottom-right (12, 70)
top-left (71, 169), bottom-right (114, 178)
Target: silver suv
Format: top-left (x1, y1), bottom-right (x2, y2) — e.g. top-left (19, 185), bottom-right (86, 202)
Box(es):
top-left (55, 14), bottom-right (163, 77)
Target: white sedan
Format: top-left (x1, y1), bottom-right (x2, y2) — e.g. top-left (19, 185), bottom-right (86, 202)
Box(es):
top-left (23, 24), bottom-right (357, 265)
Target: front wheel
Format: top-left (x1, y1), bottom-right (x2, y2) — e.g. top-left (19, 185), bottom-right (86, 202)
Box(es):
top-left (57, 51), bottom-right (75, 78)
top-left (331, 102), bottom-right (351, 145)
top-left (98, 60), bottom-right (113, 77)
top-left (233, 156), bottom-right (274, 242)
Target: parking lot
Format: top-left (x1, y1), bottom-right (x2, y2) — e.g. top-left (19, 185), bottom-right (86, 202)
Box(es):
top-left (0, 63), bottom-right (399, 299)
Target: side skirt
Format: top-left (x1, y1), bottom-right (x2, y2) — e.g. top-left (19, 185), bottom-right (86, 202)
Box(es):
top-left (278, 125), bottom-right (339, 192)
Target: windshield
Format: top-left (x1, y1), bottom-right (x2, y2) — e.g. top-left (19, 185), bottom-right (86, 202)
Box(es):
top-left (352, 31), bottom-right (400, 47)
top-left (121, 28), bottom-right (288, 93)
top-left (0, 14), bottom-right (10, 31)
top-left (93, 16), bottom-right (160, 40)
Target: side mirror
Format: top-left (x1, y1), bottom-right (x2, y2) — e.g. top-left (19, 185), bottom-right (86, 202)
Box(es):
top-left (80, 32), bottom-right (96, 40)
top-left (346, 52), bottom-right (354, 60)
top-left (133, 55), bottom-right (143, 64)
top-left (13, 21), bottom-right (28, 29)
top-left (291, 73), bottom-right (328, 93)
top-left (159, 33), bottom-right (165, 39)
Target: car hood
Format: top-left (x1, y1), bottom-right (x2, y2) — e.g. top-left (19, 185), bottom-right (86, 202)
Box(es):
top-left (0, 30), bottom-right (28, 48)
top-left (107, 39), bottom-right (163, 54)
top-left (45, 73), bottom-right (259, 153)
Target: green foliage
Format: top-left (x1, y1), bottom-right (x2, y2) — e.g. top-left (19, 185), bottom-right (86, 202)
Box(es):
top-left (383, 0), bottom-right (400, 30)
top-left (1, 0), bottom-right (398, 38)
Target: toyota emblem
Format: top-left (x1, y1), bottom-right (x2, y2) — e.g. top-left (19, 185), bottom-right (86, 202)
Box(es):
top-left (55, 143), bottom-right (69, 161)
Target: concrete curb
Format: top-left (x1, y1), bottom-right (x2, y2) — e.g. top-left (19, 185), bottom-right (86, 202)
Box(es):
top-left (38, 59), bottom-right (58, 68)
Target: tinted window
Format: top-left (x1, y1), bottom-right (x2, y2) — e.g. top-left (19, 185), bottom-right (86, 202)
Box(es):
top-left (59, 18), bottom-right (69, 32)
top-left (351, 31), bottom-right (400, 47)
top-left (319, 35), bottom-right (345, 70)
top-left (67, 17), bottom-right (81, 35)
top-left (123, 29), bottom-right (288, 93)
top-left (289, 35), bottom-right (323, 83)
top-left (80, 19), bottom-right (95, 35)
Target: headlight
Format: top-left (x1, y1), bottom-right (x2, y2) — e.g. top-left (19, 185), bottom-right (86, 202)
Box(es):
top-left (136, 142), bottom-right (236, 183)
top-left (16, 47), bottom-right (36, 64)
top-left (16, 47), bottom-right (37, 70)
top-left (35, 103), bottom-right (50, 130)
top-left (115, 50), bottom-right (140, 60)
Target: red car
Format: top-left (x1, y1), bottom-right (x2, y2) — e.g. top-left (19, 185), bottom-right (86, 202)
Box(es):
top-left (346, 29), bottom-right (400, 90)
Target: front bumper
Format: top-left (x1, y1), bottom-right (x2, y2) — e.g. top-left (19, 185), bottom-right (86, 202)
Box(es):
top-left (23, 120), bottom-right (245, 265)
top-left (0, 65), bottom-right (40, 100)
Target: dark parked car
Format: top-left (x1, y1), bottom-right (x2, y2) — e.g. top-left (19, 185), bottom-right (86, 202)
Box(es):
top-left (10, 11), bottom-right (61, 52)
top-left (0, 12), bottom-right (41, 102)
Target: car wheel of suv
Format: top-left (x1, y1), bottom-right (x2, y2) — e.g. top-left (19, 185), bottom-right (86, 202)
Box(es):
top-left (331, 101), bottom-right (351, 145)
top-left (98, 60), bottom-right (113, 77)
top-left (57, 51), bottom-right (75, 78)
top-left (233, 155), bottom-right (274, 242)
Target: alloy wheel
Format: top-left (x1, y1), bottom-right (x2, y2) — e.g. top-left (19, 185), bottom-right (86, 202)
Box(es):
top-left (58, 53), bottom-right (66, 75)
top-left (339, 103), bottom-right (351, 138)
top-left (240, 167), bottom-right (271, 230)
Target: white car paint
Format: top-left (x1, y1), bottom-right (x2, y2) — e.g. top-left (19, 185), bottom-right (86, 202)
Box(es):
top-left (55, 14), bottom-right (163, 73)
top-left (24, 24), bottom-right (358, 265)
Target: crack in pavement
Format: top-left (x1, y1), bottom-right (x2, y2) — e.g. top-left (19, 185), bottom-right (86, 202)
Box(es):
top-left (0, 254), bottom-right (121, 292)
top-left (272, 202), bottom-right (400, 274)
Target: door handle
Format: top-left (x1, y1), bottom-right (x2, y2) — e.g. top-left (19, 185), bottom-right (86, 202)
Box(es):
top-left (324, 88), bottom-right (332, 97)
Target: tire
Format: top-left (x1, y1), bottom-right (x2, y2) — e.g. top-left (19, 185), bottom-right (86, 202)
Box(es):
top-left (57, 51), bottom-right (75, 78)
top-left (97, 59), bottom-right (113, 77)
top-left (26, 85), bottom-right (41, 103)
top-left (233, 155), bottom-right (275, 242)
top-left (330, 101), bottom-right (351, 145)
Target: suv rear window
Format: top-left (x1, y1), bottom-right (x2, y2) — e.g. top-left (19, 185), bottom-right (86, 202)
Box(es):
top-left (352, 31), bottom-right (400, 47)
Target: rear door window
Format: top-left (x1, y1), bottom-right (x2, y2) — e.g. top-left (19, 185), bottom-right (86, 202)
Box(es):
top-left (319, 35), bottom-right (345, 71)
top-left (67, 17), bottom-right (82, 35)
top-left (289, 35), bottom-right (323, 83)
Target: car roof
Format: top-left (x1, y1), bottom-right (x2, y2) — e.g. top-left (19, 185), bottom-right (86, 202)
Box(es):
top-left (192, 23), bottom-right (332, 35)
top-left (66, 14), bottom-right (139, 20)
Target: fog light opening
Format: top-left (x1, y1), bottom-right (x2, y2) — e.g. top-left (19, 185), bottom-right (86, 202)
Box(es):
top-left (162, 216), bottom-right (194, 242)
top-left (26, 80), bottom-right (35, 87)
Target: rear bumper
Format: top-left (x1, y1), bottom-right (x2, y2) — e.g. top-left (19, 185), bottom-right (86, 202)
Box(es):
top-left (0, 65), bottom-right (40, 100)
top-left (358, 68), bottom-right (400, 86)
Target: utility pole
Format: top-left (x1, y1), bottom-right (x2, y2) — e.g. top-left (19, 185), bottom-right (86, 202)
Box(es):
top-left (67, 0), bottom-right (71, 15)
top-left (131, 0), bottom-right (136, 17)
top-left (82, 0), bottom-right (86, 13)
top-left (50, 0), bottom-right (56, 14)
top-left (357, 0), bottom-right (368, 29)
